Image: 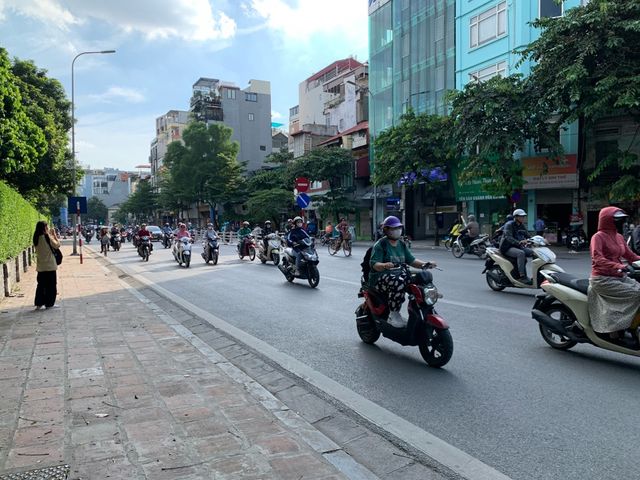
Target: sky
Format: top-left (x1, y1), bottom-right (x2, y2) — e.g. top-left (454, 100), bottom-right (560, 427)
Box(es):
top-left (0, 0), bottom-right (368, 171)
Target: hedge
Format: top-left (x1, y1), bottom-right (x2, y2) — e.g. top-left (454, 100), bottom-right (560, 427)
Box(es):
top-left (0, 181), bottom-right (45, 263)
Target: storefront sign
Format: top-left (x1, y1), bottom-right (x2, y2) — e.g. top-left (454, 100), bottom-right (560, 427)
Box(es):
top-left (452, 174), bottom-right (502, 201)
top-left (522, 154), bottom-right (578, 190)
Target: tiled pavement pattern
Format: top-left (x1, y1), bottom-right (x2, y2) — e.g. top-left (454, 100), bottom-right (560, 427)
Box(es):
top-left (0, 244), bottom-right (453, 480)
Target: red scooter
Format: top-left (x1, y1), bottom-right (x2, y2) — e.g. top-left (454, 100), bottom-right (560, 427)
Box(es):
top-left (238, 234), bottom-right (257, 261)
top-left (355, 264), bottom-right (453, 368)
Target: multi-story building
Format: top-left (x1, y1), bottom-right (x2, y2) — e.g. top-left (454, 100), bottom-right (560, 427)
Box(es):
top-left (190, 77), bottom-right (272, 172)
top-left (271, 129), bottom-right (289, 154)
top-left (369, 0), bottom-right (457, 239)
top-left (150, 110), bottom-right (190, 187)
top-left (79, 168), bottom-right (140, 222)
top-left (455, 0), bottom-right (585, 235)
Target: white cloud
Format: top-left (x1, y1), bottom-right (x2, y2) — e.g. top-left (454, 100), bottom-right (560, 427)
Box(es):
top-left (271, 110), bottom-right (283, 120)
top-left (242, 0), bottom-right (368, 56)
top-left (0, 0), bottom-right (237, 41)
top-left (88, 87), bottom-right (146, 104)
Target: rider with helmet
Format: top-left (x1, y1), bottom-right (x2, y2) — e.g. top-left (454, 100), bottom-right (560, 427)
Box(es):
top-left (202, 223), bottom-right (219, 259)
top-left (369, 216), bottom-right (436, 328)
top-left (137, 223), bottom-right (153, 252)
top-left (588, 207), bottom-right (640, 342)
top-left (499, 209), bottom-right (532, 284)
top-left (459, 214), bottom-right (479, 250)
top-left (286, 216), bottom-right (311, 275)
top-left (262, 220), bottom-right (274, 253)
top-left (175, 223), bottom-right (191, 240)
top-left (237, 221), bottom-right (252, 255)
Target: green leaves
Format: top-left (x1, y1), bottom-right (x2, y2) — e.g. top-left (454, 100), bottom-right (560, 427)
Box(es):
top-left (87, 197), bottom-right (108, 224)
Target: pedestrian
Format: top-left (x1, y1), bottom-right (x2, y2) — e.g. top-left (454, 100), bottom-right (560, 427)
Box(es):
top-left (535, 216), bottom-right (546, 236)
top-left (33, 220), bottom-right (60, 310)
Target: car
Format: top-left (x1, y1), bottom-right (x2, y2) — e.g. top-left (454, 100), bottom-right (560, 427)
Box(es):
top-left (147, 225), bottom-right (163, 242)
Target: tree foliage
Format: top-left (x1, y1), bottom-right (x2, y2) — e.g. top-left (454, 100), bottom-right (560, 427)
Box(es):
top-left (87, 197), bottom-right (108, 224)
top-left (373, 111), bottom-right (454, 189)
top-left (448, 75), bottom-right (560, 200)
top-left (164, 122), bottom-right (243, 211)
top-left (246, 188), bottom-right (294, 226)
top-left (519, 0), bottom-right (640, 200)
top-left (116, 180), bottom-right (157, 223)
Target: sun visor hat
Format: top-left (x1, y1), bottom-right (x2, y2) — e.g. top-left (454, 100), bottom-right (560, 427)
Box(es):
top-left (613, 210), bottom-right (628, 219)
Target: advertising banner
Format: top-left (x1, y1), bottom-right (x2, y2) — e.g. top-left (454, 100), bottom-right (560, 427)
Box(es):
top-left (522, 154), bottom-right (578, 190)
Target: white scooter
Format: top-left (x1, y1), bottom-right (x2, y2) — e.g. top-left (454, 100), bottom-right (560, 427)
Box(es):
top-left (483, 235), bottom-right (564, 291)
top-left (532, 261), bottom-right (640, 355)
top-left (172, 237), bottom-right (193, 268)
top-left (258, 233), bottom-right (282, 265)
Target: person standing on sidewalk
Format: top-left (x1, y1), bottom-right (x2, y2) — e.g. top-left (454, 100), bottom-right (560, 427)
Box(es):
top-left (33, 220), bottom-right (60, 310)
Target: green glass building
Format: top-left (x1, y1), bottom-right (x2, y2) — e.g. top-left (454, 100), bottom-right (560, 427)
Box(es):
top-left (369, 0), bottom-right (456, 238)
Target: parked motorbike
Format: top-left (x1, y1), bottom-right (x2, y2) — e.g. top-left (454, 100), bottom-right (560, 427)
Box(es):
top-left (137, 236), bottom-right (151, 262)
top-left (110, 232), bottom-right (121, 252)
top-left (258, 233), bottom-right (282, 265)
top-left (355, 264), bottom-right (453, 368)
top-left (532, 260), bottom-right (640, 355)
top-left (565, 225), bottom-right (588, 252)
top-left (238, 235), bottom-right (257, 261)
top-left (162, 232), bottom-right (173, 249)
top-left (172, 237), bottom-right (192, 267)
top-left (483, 235), bottom-right (564, 291)
top-left (278, 237), bottom-right (320, 288)
top-left (451, 234), bottom-right (491, 259)
top-left (202, 237), bottom-right (220, 265)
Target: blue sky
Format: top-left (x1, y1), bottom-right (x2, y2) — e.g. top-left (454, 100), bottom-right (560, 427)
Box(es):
top-left (0, 0), bottom-right (368, 171)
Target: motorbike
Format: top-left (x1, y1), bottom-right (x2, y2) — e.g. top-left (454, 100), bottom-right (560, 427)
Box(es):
top-left (173, 237), bottom-right (193, 267)
top-left (202, 236), bottom-right (220, 265)
top-left (532, 260), bottom-right (640, 355)
top-left (278, 237), bottom-right (320, 288)
top-left (83, 230), bottom-right (94, 244)
top-left (258, 233), bottom-right (282, 265)
top-left (126, 228), bottom-right (133, 242)
top-left (110, 232), bottom-right (121, 252)
top-left (238, 235), bottom-right (257, 261)
top-left (451, 234), bottom-right (491, 259)
top-left (483, 235), bottom-right (564, 291)
top-left (137, 236), bottom-right (151, 262)
top-left (565, 225), bottom-right (588, 252)
top-left (355, 264), bottom-right (453, 368)
top-left (162, 232), bottom-right (173, 249)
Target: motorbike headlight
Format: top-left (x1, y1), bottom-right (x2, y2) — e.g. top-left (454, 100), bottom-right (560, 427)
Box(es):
top-left (424, 286), bottom-right (439, 306)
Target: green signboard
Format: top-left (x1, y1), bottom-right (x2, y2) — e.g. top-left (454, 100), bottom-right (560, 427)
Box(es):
top-left (451, 164), bottom-right (502, 201)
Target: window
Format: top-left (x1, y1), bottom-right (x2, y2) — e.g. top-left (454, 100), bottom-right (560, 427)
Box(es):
top-left (245, 92), bottom-right (257, 102)
top-left (289, 105), bottom-right (299, 116)
top-left (469, 61), bottom-right (507, 82)
top-left (470, 2), bottom-right (506, 48)
top-left (226, 88), bottom-right (236, 99)
top-left (259, 145), bottom-right (266, 151)
top-left (540, 0), bottom-right (563, 18)
top-left (248, 113), bottom-right (254, 121)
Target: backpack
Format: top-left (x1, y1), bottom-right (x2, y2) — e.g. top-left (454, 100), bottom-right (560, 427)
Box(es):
top-left (361, 238), bottom-right (390, 282)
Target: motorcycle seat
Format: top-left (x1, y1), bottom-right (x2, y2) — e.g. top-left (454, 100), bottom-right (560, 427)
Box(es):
top-left (548, 272), bottom-right (589, 295)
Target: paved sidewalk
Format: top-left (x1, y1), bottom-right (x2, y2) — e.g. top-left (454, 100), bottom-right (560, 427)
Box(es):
top-left (0, 245), bottom-right (352, 479)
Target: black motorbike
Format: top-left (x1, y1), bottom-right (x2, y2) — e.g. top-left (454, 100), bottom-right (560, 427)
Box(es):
top-left (110, 232), bottom-right (121, 251)
top-left (162, 232), bottom-right (173, 249)
top-left (83, 230), bottom-right (94, 244)
top-left (137, 236), bottom-right (151, 262)
top-left (202, 237), bottom-right (220, 264)
top-left (355, 264), bottom-right (453, 367)
top-left (278, 237), bottom-right (320, 288)
top-left (565, 225), bottom-right (588, 252)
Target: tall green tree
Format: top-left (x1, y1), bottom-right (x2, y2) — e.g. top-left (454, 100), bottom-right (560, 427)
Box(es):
top-left (288, 147), bottom-right (354, 219)
top-left (519, 0), bottom-right (640, 200)
top-left (246, 188), bottom-right (294, 226)
top-left (448, 75), bottom-right (560, 201)
top-left (87, 196), bottom-right (108, 224)
top-left (117, 180), bottom-right (157, 223)
top-left (164, 122), bottom-right (243, 218)
top-left (0, 48), bottom-right (47, 177)
top-left (373, 111), bottom-right (454, 243)
top-left (5, 56), bottom-right (75, 212)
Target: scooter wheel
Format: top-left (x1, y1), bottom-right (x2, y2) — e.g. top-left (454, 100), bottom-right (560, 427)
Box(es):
top-left (419, 328), bottom-right (453, 368)
top-left (355, 307), bottom-right (380, 344)
top-left (307, 266), bottom-right (320, 288)
top-left (451, 244), bottom-right (464, 258)
top-left (538, 305), bottom-right (577, 350)
top-left (249, 247), bottom-right (256, 261)
top-left (486, 267), bottom-right (506, 291)
top-left (271, 253), bottom-right (280, 266)
top-left (213, 252), bottom-right (219, 265)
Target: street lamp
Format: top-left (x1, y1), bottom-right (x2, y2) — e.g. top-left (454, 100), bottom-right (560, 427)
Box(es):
top-left (71, 50), bottom-right (116, 255)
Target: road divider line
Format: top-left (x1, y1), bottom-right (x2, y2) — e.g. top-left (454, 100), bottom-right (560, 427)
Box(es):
top-left (113, 261), bottom-right (514, 480)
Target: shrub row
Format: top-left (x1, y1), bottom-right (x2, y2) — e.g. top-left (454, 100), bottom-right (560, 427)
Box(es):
top-left (0, 181), bottom-right (44, 263)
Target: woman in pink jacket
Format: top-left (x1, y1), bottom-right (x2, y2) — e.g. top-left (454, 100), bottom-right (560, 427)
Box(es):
top-left (588, 207), bottom-right (640, 341)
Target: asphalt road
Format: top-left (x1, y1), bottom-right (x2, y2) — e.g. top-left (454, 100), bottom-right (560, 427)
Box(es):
top-left (101, 238), bottom-right (640, 480)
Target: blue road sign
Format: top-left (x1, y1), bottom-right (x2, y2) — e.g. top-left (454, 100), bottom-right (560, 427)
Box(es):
top-left (296, 192), bottom-right (311, 209)
top-left (67, 196), bottom-right (87, 214)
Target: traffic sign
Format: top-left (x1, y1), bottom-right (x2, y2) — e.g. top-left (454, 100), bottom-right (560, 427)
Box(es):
top-left (67, 196), bottom-right (87, 214)
top-left (295, 177), bottom-right (310, 193)
top-left (296, 192), bottom-right (311, 209)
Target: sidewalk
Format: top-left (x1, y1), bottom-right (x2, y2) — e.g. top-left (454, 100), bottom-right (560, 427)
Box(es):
top-left (0, 245), bottom-right (353, 479)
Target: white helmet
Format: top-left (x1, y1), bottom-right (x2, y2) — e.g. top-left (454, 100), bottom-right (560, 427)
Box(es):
top-left (513, 209), bottom-right (527, 217)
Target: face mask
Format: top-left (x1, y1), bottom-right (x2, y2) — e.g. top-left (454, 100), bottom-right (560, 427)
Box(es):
top-left (387, 228), bottom-right (402, 240)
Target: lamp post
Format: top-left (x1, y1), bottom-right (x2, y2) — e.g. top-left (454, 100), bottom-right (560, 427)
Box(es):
top-left (71, 50), bottom-right (116, 255)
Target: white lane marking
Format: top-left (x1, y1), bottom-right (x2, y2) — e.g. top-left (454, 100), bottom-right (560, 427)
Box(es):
top-left (111, 261), bottom-right (514, 480)
top-left (322, 276), bottom-right (530, 318)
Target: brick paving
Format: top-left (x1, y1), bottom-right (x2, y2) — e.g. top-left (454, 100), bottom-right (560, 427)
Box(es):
top-left (0, 245), bottom-right (349, 479)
